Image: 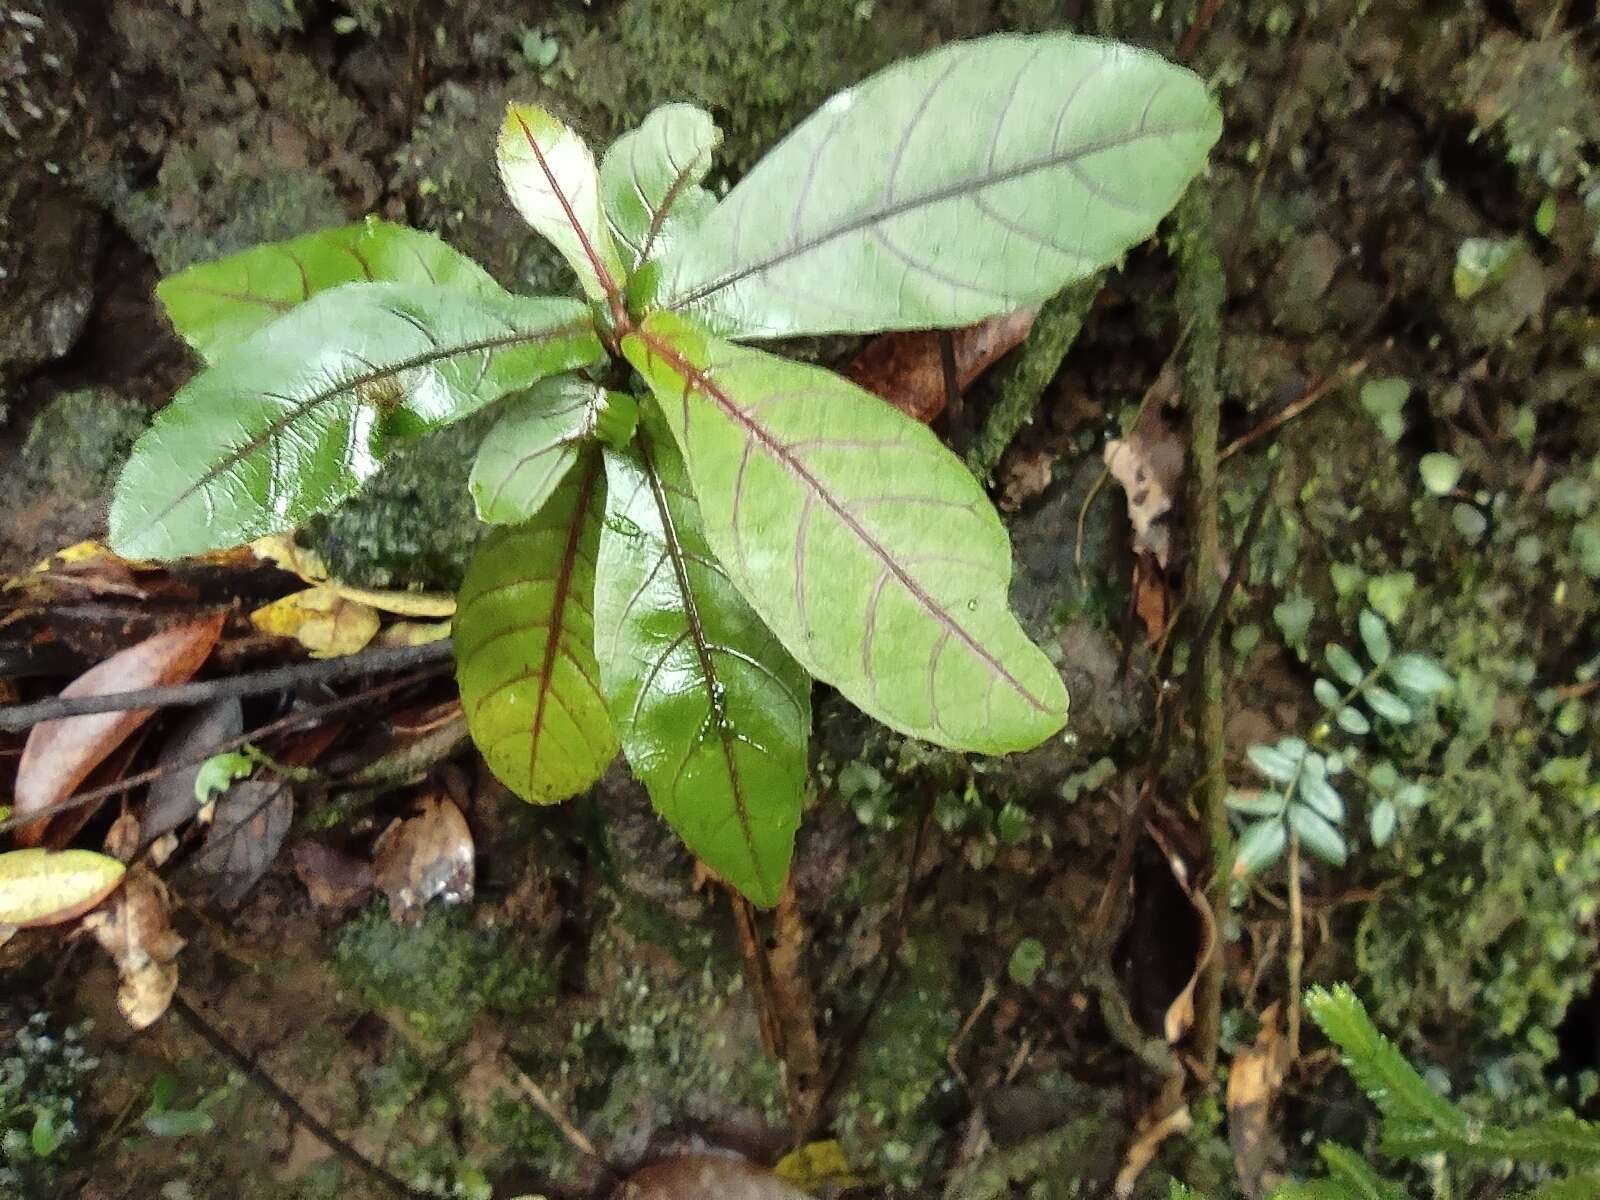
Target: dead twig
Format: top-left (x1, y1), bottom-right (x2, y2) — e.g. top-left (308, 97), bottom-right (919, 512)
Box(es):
top-left (512, 1068), bottom-right (607, 1168)
top-left (1177, 0), bottom-right (1223, 60)
top-left (0, 665), bottom-right (453, 837)
top-left (0, 640), bottom-right (454, 731)
top-left (1219, 359), bottom-right (1369, 463)
top-left (172, 992), bottom-right (433, 1200)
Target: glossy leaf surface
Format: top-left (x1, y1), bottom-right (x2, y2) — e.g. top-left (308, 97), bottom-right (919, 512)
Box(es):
top-left (600, 103), bottom-right (721, 270)
top-left (651, 33), bottom-right (1220, 338)
top-left (596, 414), bottom-right (811, 906)
top-left (111, 284), bottom-right (601, 560)
top-left (157, 219), bottom-right (499, 361)
top-left (498, 102), bottom-right (627, 303)
top-left (624, 314), bottom-right (1066, 753)
top-left (0, 849), bottom-right (125, 928)
top-left (471, 377), bottom-right (623, 525)
top-left (455, 456), bottom-right (617, 803)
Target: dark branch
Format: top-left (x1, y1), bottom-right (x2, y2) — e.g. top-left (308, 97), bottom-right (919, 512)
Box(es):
top-left (0, 641), bottom-right (453, 732)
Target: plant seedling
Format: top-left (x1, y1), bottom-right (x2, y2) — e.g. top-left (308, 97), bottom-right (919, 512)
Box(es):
top-left (110, 34), bottom-right (1220, 904)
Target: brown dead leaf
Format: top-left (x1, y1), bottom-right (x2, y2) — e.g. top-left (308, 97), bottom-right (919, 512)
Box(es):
top-left (192, 781), bottom-right (294, 907)
top-left (1133, 553), bottom-right (1172, 645)
top-left (1144, 822), bottom-right (1218, 1046)
top-left (103, 812), bottom-right (141, 863)
top-left (1114, 1103), bottom-right (1192, 1200)
top-left (1228, 1003), bottom-right (1288, 1199)
top-left (82, 866), bottom-right (184, 1030)
top-left (141, 698), bottom-right (244, 845)
top-left (13, 615), bottom-right (226, 846)
top-left (997, 446), bottom-right (1055, 512)
top-left (1104, 402), bottom-right (1185, 568)
top-left (250, 586), bottom-right (380, 658)
top-left (846, 308), bottom-right (1037, 423)
top-left (292, 841), bottom-right (374, 910)
top-left (618, 1156), bottom-right (814, 1200)
top-left (372, 796), bottom-right (474, 924)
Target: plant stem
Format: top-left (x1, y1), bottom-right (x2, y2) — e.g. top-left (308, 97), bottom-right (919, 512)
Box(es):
top-left (1287, 827), bottom-right (1304, 1061)
top-left (1174, 180), bottom-right (1230, 1079)
top-left (964, 276), bottom-right (1101, 480)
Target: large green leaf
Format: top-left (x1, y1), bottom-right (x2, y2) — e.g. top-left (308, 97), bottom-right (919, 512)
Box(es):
top-left (110, 284), bottom-right (601, 560)
top-left (623, 313), bottom-right (1066, 754)
top-left (600, 103), bottom-right (721, 271)
top-left (157, 218), bottom-right (499, 361)
top-left (649, 33), bottom-right (1220, 338)
top-left (470, 376), bottom-right (624, 525)
top-left (455, 455), bottom-right (617, 804)
top-left (498, 102), bottom-right (628, 304)
top-left (595, 410), bottom-right (811, 906)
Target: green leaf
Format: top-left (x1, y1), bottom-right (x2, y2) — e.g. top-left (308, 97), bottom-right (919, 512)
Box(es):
top-left (1299, 773), bottom-right (1344, 823)
top-left (594, 415), bottom-right (811, 907)
top-left (1007, 937), bottom-right (1046, 985)
top-left (1248, 742), bottom-right (1301, 784)
top-left (600, 103), bottom-right (722, 271)
top-left (1290, 804), bottom-right (1347, 866)
top-left (1418, 452), bottom-right (1462, 496)
top-left (1314, 678), bottom-right (1343, 709)
top-left (1386, 653), bottom-right (1451, 696)
top-left (0, 848), bottom-right (125, 927)
top-left (1363, 686), bottom-right (1412, 725)
top-left (156, 219), bottom-right (499, 362)
top-left (1369, 799), bottom-right (1396, 847)
top-left (470, 377), bottom-right (625, 525)
top-left (194, 750), bottom-right (254, 803)
top-left (1517, 1175), bottom-right (1600, 1200)
top-left (110, 284), bottom-right (600, 560)
top-left (1317, 1143), bottom-right (1411, 1200)
top-left (1358, 378), bottom-right (1409, 445)
top-left (1234, 817), bottom-right (1287, 875)
top-left (1304, 984), bottom-right (1467, 1135)
top-left (1357, 610), bottom-right (1391, 665)
top-left (1226, 790), bottom-right (1287, 817)
top-left (1326, 644), bottom-right (1365, 687)
top-left (498, 102), bottom-right (627, 303)
top-left (455, 456), bottom-right (618, 803)
top-left (1335, 706), bottom-right (1372, 736)
top-left (650, 33), bottom-right (1220, 339)
top-left (623, 313), bottom-right (1066, 753)
top-left (30, 1110), bottom-right (63, 1158)
top-left (1269, 1185), bottom-right (1362, 1200)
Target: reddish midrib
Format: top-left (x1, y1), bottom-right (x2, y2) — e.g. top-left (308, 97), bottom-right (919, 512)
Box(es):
top-left (513, 112), bottom-right (622, 307)
top-left (638, 430), bottom-right (769, 897)
top-left (633, 328), bottom-right (1056, 719)
top-left (528, 455), bottom-right (602, 783)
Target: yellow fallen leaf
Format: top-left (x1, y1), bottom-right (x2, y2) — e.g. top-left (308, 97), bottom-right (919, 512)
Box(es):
top-left (774, 1140), bottom-right (862, 1190)
top-left (0, 848), bottom-right (126, 927)
top-left (253, 535), bottom-right (453, 616)
top-left (372, 619), bottom-right (453, 647)
top-left (252, 534), bottom-right (330, 582)
top-left (332, 584), bottom-right (455, 617)
top-left (251, 587), bottom-right (380, 658)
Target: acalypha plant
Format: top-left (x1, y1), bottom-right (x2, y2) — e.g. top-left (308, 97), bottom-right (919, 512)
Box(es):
top-left (110, 33), bottom-right (1219, 905)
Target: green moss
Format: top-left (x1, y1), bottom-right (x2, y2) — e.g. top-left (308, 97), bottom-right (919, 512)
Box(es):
top-left (329, 903), bottom-right (556, 1046)
top-left (305, 416), bottom-right (489, 590)
top-left (21, 389), bottom-right (146, 490)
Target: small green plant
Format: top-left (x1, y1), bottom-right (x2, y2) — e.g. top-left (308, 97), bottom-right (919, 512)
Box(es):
top-left (1, 1014), bottom-right (98, 1195)
top-left (109, 34), bottom-right (1219, 904)
top-left (1228, 608), bottom-right (1452, 875)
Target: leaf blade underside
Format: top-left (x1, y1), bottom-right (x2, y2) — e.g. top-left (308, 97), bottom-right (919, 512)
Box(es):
top-left (110, 283), bottom-right (602, 561)
top-left (470, 375), bottom-right (608, 525)
top-left (623, 313), bottom-right (1066, 754)
top-left (599, 102), bottom-right (722, 271)
top-left (455, 454), bottom-right (618, 804)
top-left (651, 33), bottom-right (1221, 338)
top-left (157, 219), bottom-right (500, 361)
top-left (498, 102), bottom-right (627, 304)
top-left (595, 413), bottom-right (811, 906)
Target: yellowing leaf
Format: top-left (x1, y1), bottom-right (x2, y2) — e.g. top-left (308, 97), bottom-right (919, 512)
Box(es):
top-left (774, 1141), bottom-right (861, 1190)
top-left (251, 587), bottom-right (380, 658)
top-left (0, 849), bottom-right (126, 927)
top-left (253, 534), bottom-right (330, 582)
top-left (372, 619), bottom-right (453, 647)
top-left (331, 584), bottom-right (455, 617)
